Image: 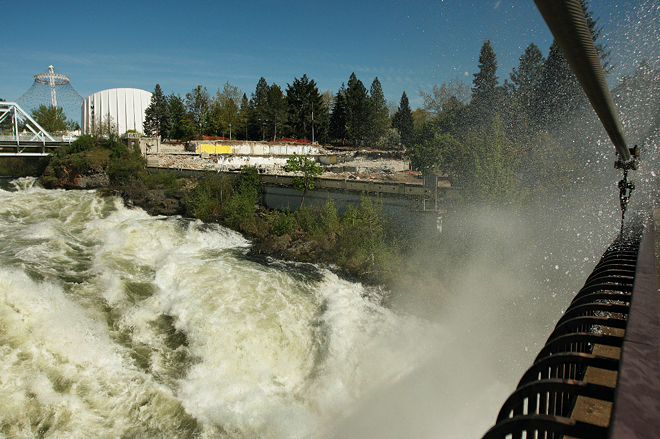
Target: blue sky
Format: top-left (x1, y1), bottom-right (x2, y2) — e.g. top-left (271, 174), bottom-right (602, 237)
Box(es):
top-left (1, 1), bottom-right (655, 110)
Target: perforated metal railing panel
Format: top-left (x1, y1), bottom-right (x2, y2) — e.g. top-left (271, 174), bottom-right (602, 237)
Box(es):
top-left (481, 215), bottom-right (660, 439)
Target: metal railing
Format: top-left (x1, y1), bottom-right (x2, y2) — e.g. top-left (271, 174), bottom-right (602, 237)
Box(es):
top-left (481, 213), bottom-right (660, 438)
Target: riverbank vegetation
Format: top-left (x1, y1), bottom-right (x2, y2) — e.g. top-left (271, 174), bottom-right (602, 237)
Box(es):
top-left (38, 134), bottom-right (402, 287)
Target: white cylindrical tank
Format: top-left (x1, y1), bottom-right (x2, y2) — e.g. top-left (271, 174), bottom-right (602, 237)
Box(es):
top-left (81, 88), bottom-right (153, 135)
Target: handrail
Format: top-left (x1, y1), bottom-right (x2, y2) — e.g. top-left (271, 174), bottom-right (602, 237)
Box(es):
top-left (481, 216), bottom-right (660, 438)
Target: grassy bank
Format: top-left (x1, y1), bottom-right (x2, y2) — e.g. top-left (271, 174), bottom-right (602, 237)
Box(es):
top-left (40, 134), bottom-right (403, 287)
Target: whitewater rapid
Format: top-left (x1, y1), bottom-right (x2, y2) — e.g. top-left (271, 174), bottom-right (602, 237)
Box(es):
top-left (0, 178), bottom-right (446, 438)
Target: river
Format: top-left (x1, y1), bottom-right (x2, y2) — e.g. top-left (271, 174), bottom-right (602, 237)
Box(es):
top-left (1, 178), bottom-right (468, 438)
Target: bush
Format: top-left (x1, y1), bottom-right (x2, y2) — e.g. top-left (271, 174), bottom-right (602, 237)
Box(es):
top-left (66, 134), bottom-right (95, 155)
top-left (270, 208), bottom-right (296, 236)
top-left (106, 147), bottom-right (145, 183)
top-left (185, 173), bottom-right (233, 221)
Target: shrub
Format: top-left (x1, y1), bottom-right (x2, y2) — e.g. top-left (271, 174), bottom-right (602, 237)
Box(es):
top-left (270, 208), bottom-right (296, 236)
top-left (185, 173), bottom-right (233, 221)
top-left (66, 134), bottom-right (95, 155)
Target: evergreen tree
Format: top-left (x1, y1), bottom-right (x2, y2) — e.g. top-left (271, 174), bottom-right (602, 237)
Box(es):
top-left (265, 83), bottom-right (287, 141)
top-left (345, 73), bottom-right (369, 145)
top-left (143, 84), bottom-right (170, 139)
top-left (533, 0), bottom-right (610, 134)
top-left (286, 74), bottom-right (326, 141)
top-left (167, 93), bottom-right (193, 140)
top-left (471, 39), bottom-right (500, 125)
top-left (249, 77), bottom-right (270, 140)
top-left (507, 43), bottom-right (545, 141)
top-left (392, 91), bottom-right (414, 148)
top-left (330, 85), bottom-right (348, 142)
top-left (367, 77), bottom-right (390, 146)
top-left (510, 43), bottom-right (545, 110)
top-left (239, 93), bottom-right (250, 140)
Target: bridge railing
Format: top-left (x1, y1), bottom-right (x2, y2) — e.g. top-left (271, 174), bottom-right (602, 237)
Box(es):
top-left (481, 212), bottom-right (660, 439)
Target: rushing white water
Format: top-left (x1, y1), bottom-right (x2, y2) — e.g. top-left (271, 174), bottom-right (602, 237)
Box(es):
top-left (0, 179), bottom-right (450, 438)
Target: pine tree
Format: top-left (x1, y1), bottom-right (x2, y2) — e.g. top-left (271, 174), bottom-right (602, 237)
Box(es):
top-left (167, 93), bottom-right (193, 140)
top-left (533, 0), bottom-right (610, 134)
top-left (266, 83), bottom-right (287, 141)
top-left (249, 77), bottom-right (270, 140)
top-left (471, 39), bottom-right (499, 125)
top-left (392, 91), bottom-right (414, 148)
top-left (345, 73), bottom-right (369, 145)
top-left (143, 84), bottom-right (170, 139)
top-left (239, 93), bottom-right (250, 140)
top-left (285, 74), bottom-right (326, 141)
top-left (330, 85), bottom-right (348, 142)
top-left (367, 77), bottom-right (390, 146)
top-left (510, 43), bottom-right (545, 110)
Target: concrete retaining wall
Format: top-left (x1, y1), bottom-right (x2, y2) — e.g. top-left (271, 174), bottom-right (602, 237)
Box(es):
top-left (191, 141), bottom-right (321, 156)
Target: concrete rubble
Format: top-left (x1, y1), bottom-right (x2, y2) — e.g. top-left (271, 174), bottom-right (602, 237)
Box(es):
top-left (151, 142), bottom-right (424, 185)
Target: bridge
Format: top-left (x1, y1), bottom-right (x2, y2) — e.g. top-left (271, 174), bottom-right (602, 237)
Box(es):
top-left (0, 101), bottom-right (73, 156)
top-left (481, 1), bottom-right (660, 437)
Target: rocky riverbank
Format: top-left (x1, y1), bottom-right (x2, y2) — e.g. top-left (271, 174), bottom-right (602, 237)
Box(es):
top-left (38, 137), bottom-right (405, 288)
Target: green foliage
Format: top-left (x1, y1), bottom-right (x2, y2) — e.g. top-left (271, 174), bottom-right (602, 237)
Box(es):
top-left (345, 73), bottom-right (369, 144)
top-left (366, 78), bottom-right (390, 146)
top-left (283, 153), bottom-right (324, 207)
top-left (144, 84), bottom-right (170, 139)
top-left (461, 115), bottom-right (520, 204)
top-left (270, 207), bottom-right (296, 236)
top-left (0, 157), bottom-right (49, 177)
top-left (185, 85), bottom-right (211, 137)
top-left (285, 74), bottom-right (327, 141)
top-left (106, 146), bottom-right (145, 184)
top-left (237, 166), bottom-right (260, 195)
top-left (392, 91), bottom-right (414, 148)
top-left (66, 134), bottom-right (95, 154)
top-left (266, 83), bottom-right (288, 140)
top-left (30, 105), bottom-right (72, 133)
top-left (329, 86), bottom-right (348, 142)
top-left (185, 173), bottom-right (233, 220)
top-left (142, 170), bottom-right (182, 194)
top-left (335, 195), bottom-right (398, 281)
top-left (208, 81), bottom-right (243, 138)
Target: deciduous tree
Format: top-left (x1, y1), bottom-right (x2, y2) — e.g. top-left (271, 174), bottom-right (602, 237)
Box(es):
top-left (185, 85), bottom-right (210, 137)
top-left (283, 153), bottom-right (324, 207)
top-left (31, 105), bottom-right (70, 133)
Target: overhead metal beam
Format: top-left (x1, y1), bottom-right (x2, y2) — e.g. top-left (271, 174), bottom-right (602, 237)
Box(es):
top-left (534, 0), bottom-right (631, 163)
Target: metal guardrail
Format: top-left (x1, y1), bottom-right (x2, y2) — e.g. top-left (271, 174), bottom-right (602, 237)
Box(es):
top-left (481, 213), bottom-right (660, 438)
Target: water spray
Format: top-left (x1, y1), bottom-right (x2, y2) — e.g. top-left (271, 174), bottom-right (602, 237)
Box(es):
top-left (481, 2), bottom-right (660, 438)
top-left (534, 0), bottom-right (638, 227)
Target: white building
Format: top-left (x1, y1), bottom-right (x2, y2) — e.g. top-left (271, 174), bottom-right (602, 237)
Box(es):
top-left (81, 88), bottom-right (152, 135)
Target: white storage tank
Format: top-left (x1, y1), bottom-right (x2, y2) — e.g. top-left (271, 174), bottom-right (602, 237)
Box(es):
top-left (81, 88), bottom-right (152, 135)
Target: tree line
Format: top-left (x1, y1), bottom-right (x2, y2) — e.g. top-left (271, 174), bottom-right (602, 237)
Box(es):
top-left (140, 0), bottom-right (650, 206)
top-left (407, 0), bottom-right (616, 204)
top-left (143, 73), bottom-right (414, 148)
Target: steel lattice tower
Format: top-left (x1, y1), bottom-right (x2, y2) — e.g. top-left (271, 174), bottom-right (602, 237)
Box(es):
top-left (16, 65), bottom-right (83, 129)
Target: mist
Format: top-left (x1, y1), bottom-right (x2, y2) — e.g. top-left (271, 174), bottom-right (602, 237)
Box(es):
top-left (319, 2), bottom-right (660, 437)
